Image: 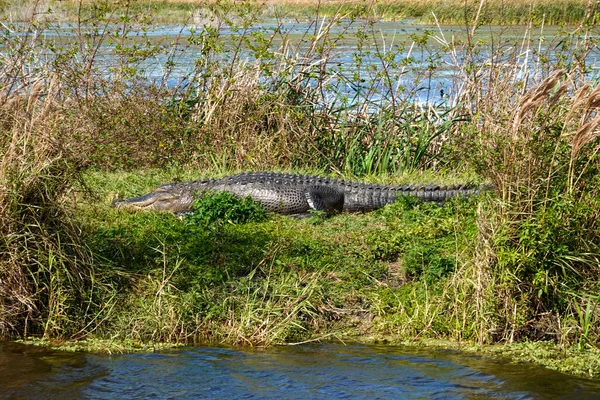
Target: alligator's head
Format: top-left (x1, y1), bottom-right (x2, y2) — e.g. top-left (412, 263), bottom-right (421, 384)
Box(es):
top-left (112, 183), bottom-right (195, 213)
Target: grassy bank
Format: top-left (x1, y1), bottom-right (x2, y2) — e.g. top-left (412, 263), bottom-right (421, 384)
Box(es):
top-left (2, 0), bottom-right (596, 25)
top-left (17, 170), bottom-right (600, 376)
top-left (1, 0), bottom-right (600, 378)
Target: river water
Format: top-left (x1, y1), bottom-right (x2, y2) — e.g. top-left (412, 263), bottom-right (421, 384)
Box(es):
top-left (2, 341), bottom-right (600, 399)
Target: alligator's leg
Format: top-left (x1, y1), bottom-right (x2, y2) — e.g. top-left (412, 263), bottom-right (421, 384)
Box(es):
top-left (304, 186), bottom-right (344, 216)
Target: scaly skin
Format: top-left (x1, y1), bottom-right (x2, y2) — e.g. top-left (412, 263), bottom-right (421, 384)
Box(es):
top-left (112, 172), bottom-right (486, 216)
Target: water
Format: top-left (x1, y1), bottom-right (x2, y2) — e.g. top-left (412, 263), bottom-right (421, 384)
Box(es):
top-left (2, 341), bottom-right (600, 399)
top-left (24, 20), bottom-right (599, 105)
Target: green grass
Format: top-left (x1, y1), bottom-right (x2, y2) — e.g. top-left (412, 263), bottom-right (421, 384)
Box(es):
top-left (188, 191), bottom-right (268, 226)
top-left (12, 0), bottom-right (593, 25)
top-left (268, 0), bottom-right (590, 25)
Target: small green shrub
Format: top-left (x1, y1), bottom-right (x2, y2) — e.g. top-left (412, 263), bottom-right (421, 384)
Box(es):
top-left (403, 245), bottom-right (456, 283)
top-left (186, 191), bottom-right (268, 226)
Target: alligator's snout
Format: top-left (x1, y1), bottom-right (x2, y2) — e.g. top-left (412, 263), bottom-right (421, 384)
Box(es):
top-left (112, 188), bottom-right (189, 212)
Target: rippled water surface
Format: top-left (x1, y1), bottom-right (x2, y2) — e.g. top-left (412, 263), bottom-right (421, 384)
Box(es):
top-left (2, 341), bottom-right (600, 399)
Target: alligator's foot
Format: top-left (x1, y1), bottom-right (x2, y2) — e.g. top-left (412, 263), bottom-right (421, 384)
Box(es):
top-left (305, 186), bottom-right (344, 216)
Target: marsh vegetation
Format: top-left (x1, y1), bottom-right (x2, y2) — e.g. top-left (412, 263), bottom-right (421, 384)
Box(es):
top-left (1, 0), bottom-right (600, 377)
top-left (2, 0), bottom-right (594, 25)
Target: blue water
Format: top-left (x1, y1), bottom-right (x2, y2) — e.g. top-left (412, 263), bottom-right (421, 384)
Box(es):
top-left (2, 342), bottom-right (600, 399)
top-left (23, 20), bottom-right (598, 105)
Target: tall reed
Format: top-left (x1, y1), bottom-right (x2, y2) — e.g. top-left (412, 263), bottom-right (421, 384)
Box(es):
top-left (0, 15), bottom-right (119, 339)
top-left (434, 15), bottom-right (600, 343)
top-left (0, 80), bottom-right (112, 339)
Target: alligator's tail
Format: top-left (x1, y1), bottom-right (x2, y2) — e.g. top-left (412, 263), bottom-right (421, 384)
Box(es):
top-left (399, 184), bottom-right (491, 202)
top-left (343, 183), bottom-right (493, 212)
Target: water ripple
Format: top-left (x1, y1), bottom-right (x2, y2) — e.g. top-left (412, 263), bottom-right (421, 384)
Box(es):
top-left (1, 342), bottom-right (600, 399)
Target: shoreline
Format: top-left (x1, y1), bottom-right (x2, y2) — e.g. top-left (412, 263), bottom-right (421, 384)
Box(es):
top-left (16, 334), bottom-right (600, 378)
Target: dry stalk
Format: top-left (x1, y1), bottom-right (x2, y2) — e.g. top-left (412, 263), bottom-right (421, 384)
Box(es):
top-left (511, 70), bottom-right (563, 137)
top-left (25, 80), bottom-right (43, 114)
top-left (563, 83), bottom-right (592, 128)
top-left (571, 114), bottom-right (600, 158)
top-left (554, 82), bottom-right (600, 190)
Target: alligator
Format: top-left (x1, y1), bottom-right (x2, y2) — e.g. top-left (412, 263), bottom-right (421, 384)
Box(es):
top-left (112, 172), bottom-right (486, 216)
